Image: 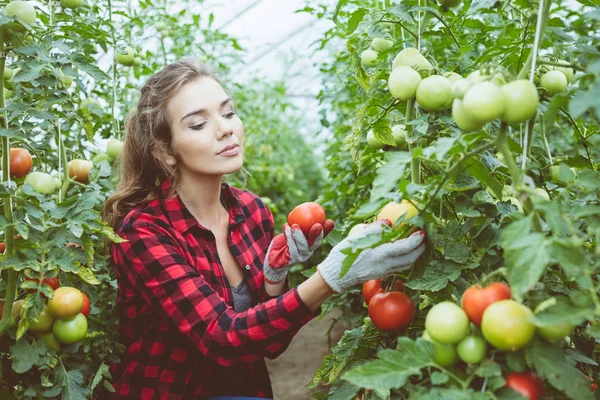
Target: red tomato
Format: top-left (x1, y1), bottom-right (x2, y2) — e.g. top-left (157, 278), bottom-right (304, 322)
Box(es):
top-left (10, 148), bottom-right (33, 178)
top-left (362, 279), bottom-right (404, 305)
top-left (80, 292), bottom-right (90, 317)
top-left (26, 276), bottom-right (60, 291)
top-left (0, 242), bottom-right (5, 254)
top-left (368, 292), bottom-right (415, 332)
top-left (591, 383), bottom-right (598, 392)
top-left (287, 202), bottom-right (326, 237)
top-left (462, 282), bottom-right (511, 326)
top-left (505, 371), bottom-right (543, 400)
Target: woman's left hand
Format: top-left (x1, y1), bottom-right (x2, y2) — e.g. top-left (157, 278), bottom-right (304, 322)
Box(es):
top-left (263, 220), bottom-right (335, 284)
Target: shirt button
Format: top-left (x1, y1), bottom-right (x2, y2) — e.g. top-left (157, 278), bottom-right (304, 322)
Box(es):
top-left (230, 231), bottom-right (234, 237)
top-left (245, 265), bottom-right (250, 270)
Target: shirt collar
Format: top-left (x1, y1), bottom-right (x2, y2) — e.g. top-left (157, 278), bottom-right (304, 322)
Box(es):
top-left (160, 179), bottom-right (246, 234)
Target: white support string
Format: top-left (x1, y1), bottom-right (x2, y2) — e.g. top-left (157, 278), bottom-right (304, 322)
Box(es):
top-left (417, 0), bottom-right (421, 51)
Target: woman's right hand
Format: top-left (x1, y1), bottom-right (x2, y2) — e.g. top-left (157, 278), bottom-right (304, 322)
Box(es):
top-left (317, 220), bottom-right (426, 293)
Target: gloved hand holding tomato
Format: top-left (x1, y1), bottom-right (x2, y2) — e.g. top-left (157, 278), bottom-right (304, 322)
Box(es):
top-left (263, 202), bottom-right (335, 284)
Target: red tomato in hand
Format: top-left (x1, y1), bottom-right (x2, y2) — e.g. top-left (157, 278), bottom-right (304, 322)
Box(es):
top-left (80, 292), bottom-right (90, 317)
top-left (505, 371), bottom-right (543, 400)
top-left (287, 202), bottom-right (326, 237)
top-left (362, 279), bottom-right (404, 305)
top-left (368, 292), bottom-right (414, 332)
top-left (10, 148), bottom-right (33, 178)
top-left (462, 282), bottom-right (511, 326)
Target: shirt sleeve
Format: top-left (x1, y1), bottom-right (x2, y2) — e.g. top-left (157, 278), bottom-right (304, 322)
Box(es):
top-left (113, 219), bottom-right (319, 367)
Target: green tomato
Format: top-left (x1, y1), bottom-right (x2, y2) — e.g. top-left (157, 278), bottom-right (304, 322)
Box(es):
top-left (4, 88), bottom-right (13, 100)
top-left (115, 46), bottom-right (135, 66)
top-left (452, 99), bottom-right (485, 132)
top-left (388, 66), bottom-right (422, 101)
top-left (53, 177), bottom-right (62, 191)
top-left (371, 38), bottom-right (393, 52)
top-left (2, 1), bottom-right (36, 31)
top-left (367, 130), bottom-right (385, 150)
top-left (25, 172), bottom-right (56, 194)
top-left (155, 21), bottom-right (167, 30)
top-left (425, 302), bottom-right (469, 344)
top-left (58, 69), bottom-right (73, 88)
top-left (550, 164), bottom-right (577, 184)
top-left (106, 138), bottom-right (125, 160)
top-left (4, 67), bottom-right (14, 80)
top-left (23, 305), bottom-right (55, 333)
top-left (416, 75), bottom-right (453, 112)
top-left (438, 0), bottom-right (461, 6)
top-left (60, 0), bottom-right (83, 9)
top-left (540, 70), bottom-right (567, 95)
top-left (443, 72), bottom-right (463, 84)
top-left (536, 321), bottom-right (574, 343)
top-left (466, 70), bottom-right (489, 84)
top-left (392, 47), bottom-right (433, 78)
top-left (549, 59), bottom-right (574, 82)
top-left (38, 332), bottom-right (61, 352)
top-left (532, 187), bottom-right (550, 202)
top-left (503, 196), bottom-right (523, 213)
top-left (451, 79), bottom-right (471, 100)
top-left (52, 313), bottom-right (88, 344)
top-left (92, 152), bottom-right (111, 164)
top-left (422, 332), bottom-right (458, 367)
top-left (463, 82), bottom-right (506, 123)
top-left (500, 80), bottom-right (539, 124)
top-left (391, 124), bottom-right (407, 147)
top-left (481, 300), bottom-right (535, 351)
top-left (360, 49), bottom-right (378, 67)
top-left (456, 336), bottom-right (487, 364)
top-left (132, 56), bottom-right (142, 67)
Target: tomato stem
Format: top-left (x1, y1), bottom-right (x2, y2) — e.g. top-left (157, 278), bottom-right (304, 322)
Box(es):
top-left (406, 98), bottom-right (420, 184)
top-left (496, 122), bottom-right (521, 187)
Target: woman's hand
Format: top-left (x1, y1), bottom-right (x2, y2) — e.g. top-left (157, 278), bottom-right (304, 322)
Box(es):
top-left (317, 220), bottom-right (426, 293)
top-left (263, 220), bottom-right (335, 284)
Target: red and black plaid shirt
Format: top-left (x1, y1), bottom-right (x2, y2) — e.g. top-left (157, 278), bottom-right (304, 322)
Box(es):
top-left (109, 181), bottom-right (318, 399)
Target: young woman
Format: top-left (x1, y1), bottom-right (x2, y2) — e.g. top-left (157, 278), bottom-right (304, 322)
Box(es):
top-left (103, 57), bottom-right (426, 400)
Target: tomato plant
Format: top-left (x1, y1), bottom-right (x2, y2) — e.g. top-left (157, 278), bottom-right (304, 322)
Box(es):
top-left (368, 292), bottom-right (414, 332)
top-left (287, 202), bottom-right (327, 236)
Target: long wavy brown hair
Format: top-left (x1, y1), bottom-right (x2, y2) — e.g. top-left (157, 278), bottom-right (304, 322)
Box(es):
top-left (103, 57), bottom-right (222, 232)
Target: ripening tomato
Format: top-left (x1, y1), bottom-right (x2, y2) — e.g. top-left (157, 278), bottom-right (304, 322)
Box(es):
top-left (52, 313), bottom-right (88, 344)
top-left (68, 159), bottom-right (93, 183)
top-left (362, 279), bottom-right (404, 305)
top-left (481, 300), bottom-right (535, 351)
top-left (9, 148), bottom-right (33, 178)
top-left (23, 305), bottom-right (55, 333)
top-left (505, 371), bottom-right (543, 400)
top-left (106, 138), bottom-right (124, 160)
top-left (368, 292), bottom-right (414, 332)
top-left (536, 321), bottom-right (573, 343)
top-left (388, 66), bottom-right (422, 101)
top-left (80, 292), bottom-right (90, 317)
top-left (287, 202), bottom-right (327, 237)
top-left (461, 282), bottom-right (511, 326)
top-left (425, 302), bottom-right (469, 344)
top-left (47, 287), bottom-right (83, 319)
top-left (539, 70), bottom-right (567, 95)
top-left (25, 172), bottom-right (56, 194)
top-left (392, 47), bottom-right (433, 77)
top-left (371, 38), bottom-right (393, 52)
top-left (452, 99), bottom-right (485, 132)
top-left (26, 276), bottom-right (60, 290)
top-left (376, 200), bottom-right (419, 230)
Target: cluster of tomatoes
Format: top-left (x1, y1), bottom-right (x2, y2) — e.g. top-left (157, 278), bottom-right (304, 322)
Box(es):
top-left (4, 146), bottom-right (94, 195)
top-left (10, 279), bottom-right (90, 352)
top-left (361, 43), bottom-right (574, 139)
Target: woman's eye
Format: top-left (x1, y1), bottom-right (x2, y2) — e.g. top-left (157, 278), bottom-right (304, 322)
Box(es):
top-left (225, 111), bottom-right (236, 118)
top-left (190, 123), bottom-right (205, 131)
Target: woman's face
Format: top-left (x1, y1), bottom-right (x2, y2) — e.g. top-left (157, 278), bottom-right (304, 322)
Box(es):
top-left (167, 76), bottom-right (244, 177)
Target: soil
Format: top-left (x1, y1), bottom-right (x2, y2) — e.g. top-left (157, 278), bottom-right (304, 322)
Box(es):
top-left (266, 309), bottom-right (349, 400)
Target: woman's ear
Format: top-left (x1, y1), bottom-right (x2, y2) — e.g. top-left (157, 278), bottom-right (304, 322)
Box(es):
top-left (166, 155), bottom-right (176, 166)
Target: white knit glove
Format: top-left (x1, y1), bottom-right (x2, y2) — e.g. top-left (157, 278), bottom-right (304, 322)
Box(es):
top-left (317, 220), bottom-right (426, 293)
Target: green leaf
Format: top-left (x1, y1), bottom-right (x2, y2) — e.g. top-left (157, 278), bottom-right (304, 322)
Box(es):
top-left (49, 360), bottom-right (90, 399)
top-left (569, 82), bottom-right (600, 119)
top-left (422, 137), bottom-right (456, 162)
top-left (406, 260), bottom-right (476, 291)
top-left (526, 340), bottom-right (594, 400)
top-left (444, 173), bottom-right (480, 192)
top-left (409, 387), bottom-right (490, 399)
top-left (333, 0), bottom-right (349, 24)
top-left (465, 159), bottom-right (503, 200)
top-left (342, 338), bottom-right (433, 390)
top-left (532, 296), bottom-right (593, 328)
top-left (501, 216), bottom-right (550, 298)
top-left (475, 359), bottom-right (503, 378)
top-left (369, 151), bottom-right (411, 201)
top-left (10, 339), bottom-right (49, 374)
top-left (430, 371), bottom-right (449, 385)
top-left (346, 8), bottom-right (369, 35)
